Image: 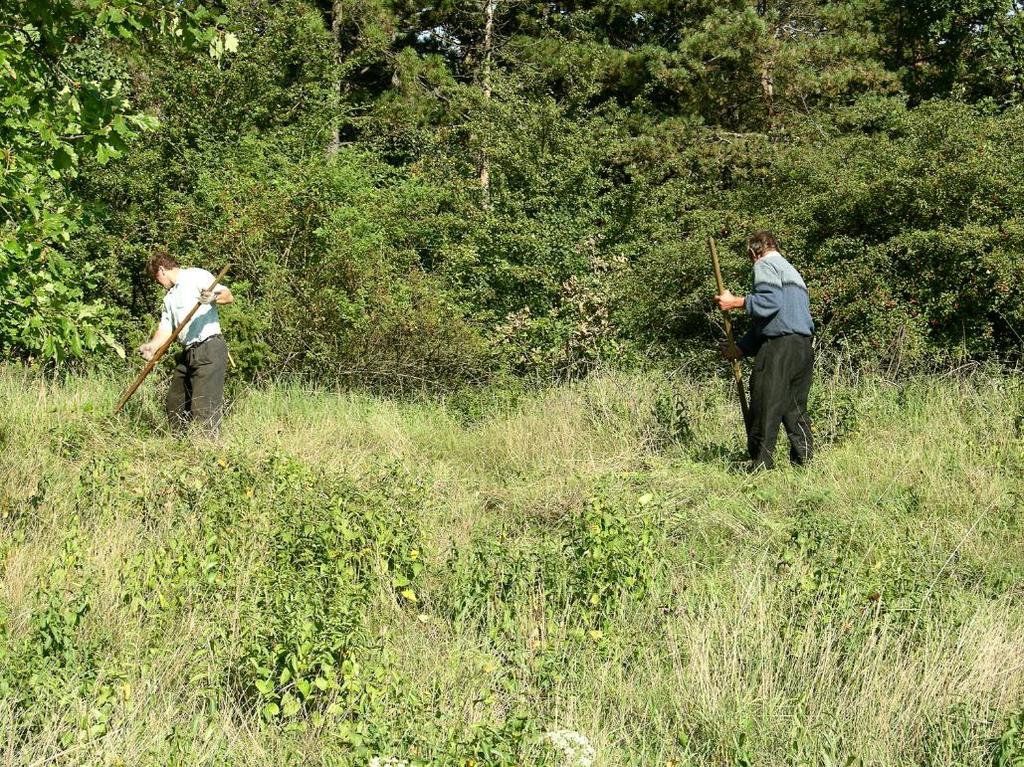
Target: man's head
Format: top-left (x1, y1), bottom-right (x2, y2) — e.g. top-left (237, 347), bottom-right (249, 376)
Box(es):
top-left (146, 250), bottom-right (179, 289)
top-left (746, 230), bottom-right (779, 262)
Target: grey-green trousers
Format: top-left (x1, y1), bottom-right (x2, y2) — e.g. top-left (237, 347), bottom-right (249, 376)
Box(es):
top-left (166, 335), bottom-right (227, 433)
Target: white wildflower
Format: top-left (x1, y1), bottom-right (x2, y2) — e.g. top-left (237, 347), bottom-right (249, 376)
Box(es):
top-left (543, 729), bottom-right (595, 767)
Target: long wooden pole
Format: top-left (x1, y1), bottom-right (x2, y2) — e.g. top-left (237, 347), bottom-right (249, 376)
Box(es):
top-left (709, 238), bottom-right (750, 429)
top-left (113, 265), bottom-right (230, 414)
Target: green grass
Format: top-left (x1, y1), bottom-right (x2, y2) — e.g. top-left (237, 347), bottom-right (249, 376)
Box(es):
top-left (2, 366), bottom-right (1024, 766)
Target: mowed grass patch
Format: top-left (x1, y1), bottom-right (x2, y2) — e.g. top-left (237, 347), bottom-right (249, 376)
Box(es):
top-left (1, 366), bottom-right (1023, 766)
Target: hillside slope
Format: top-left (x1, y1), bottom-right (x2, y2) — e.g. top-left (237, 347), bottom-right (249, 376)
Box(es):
top-left (2, 369), bottom-right (1023, 766)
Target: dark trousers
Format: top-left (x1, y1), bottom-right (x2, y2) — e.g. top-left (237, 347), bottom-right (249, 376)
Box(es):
top-left (747, 334), bottom-right (813, 470)
top-left (166, 335), bottom-right (227, 434)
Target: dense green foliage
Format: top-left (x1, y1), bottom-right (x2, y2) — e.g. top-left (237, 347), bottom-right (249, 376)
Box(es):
top-left (5, 0), bottom-right (1024, 381)
top-left (0, 0), bottom-right (236, 362)
top-left (3, 368), bottom-right (1024, 763)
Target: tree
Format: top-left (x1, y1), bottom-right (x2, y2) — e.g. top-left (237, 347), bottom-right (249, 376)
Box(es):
top-left (869, 0), bottom-right (1024, 104)
top-left (0, 0), bottom-right (229, 362)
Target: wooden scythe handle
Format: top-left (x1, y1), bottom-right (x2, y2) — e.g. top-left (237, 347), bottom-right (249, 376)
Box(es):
top-left (709, 238), bottom-right (750, 429)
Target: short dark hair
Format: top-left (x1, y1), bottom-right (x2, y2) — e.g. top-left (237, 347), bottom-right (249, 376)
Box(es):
top-left (146, 249), bottom-right (179, 278)
top-left (747, 230), bottom-right (779, 258)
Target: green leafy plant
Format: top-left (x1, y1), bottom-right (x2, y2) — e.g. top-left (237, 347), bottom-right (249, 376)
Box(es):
top-left (995, 711), bottom-right (1024, 767)
top-left (565, 493), bottom-right (662, 626)
top-left (0, 1), bottom-right (233, 363)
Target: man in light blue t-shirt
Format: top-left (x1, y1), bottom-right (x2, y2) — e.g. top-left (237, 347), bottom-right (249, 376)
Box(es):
top-left (138, 251), bottom-right (234, 433)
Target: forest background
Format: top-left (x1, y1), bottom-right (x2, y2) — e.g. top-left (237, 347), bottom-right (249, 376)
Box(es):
top-left (3, 0), bottom-right (1024, 388)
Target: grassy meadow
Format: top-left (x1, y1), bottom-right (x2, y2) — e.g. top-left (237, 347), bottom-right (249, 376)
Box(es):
top-left (2, 366), bottom-right (1024, 766)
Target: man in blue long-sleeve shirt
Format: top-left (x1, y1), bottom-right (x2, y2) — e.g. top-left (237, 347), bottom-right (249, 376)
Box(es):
top-left (716, 231), bottom-right (814, 469)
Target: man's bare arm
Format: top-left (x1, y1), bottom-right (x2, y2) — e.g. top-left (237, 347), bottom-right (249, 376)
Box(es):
top-left (138, 328), bottom-right (172, 361)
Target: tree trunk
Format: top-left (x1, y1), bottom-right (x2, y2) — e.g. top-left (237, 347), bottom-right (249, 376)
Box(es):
top-left (478, 0), bottom-right (494, 207)
top-left (760, 59), bottom-right (775, 120)
top-left (327, 0), bottom-right (344, 156)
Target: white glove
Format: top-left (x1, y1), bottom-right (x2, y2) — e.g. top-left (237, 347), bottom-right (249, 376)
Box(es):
top-left (199, 289), bottom-right (218, 305)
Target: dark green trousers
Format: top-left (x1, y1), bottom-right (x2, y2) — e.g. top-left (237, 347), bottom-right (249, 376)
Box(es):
top-left (747, 334), bottom-right (813, 470)
top-left (166, 335), bottom-right (227, 434)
